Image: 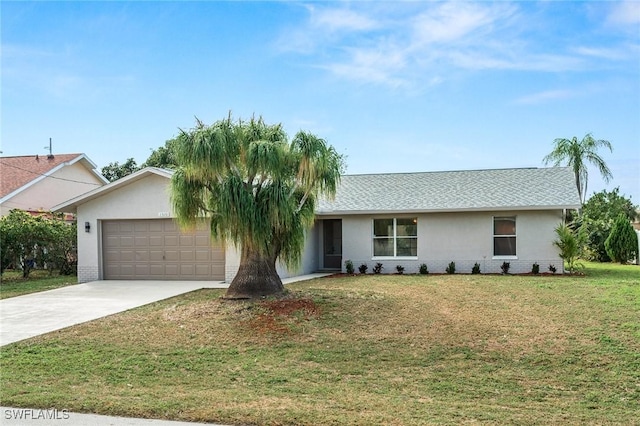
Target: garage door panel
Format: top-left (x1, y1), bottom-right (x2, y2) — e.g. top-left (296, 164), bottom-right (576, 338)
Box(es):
top-left (149, 264), bottom-right (165, 276)
top-left (180, 265), bottom-right (195, 275)
top-left (149, 250), bottom-right (164, 261)
top-left (135, 264), bottom-right (150, 275)
top-left (195, 249), bottom-right (209, 261)
top-left (149, 236), bottom-right (163, 246)
top-left (164, 250), bottom-right (179, 262)
top-left (136, 250), bottom-right (150, 261)
top-left (103, 219), bottom-right (224, 280)
top-left (135, 236), bottom-right (149, 247)
top-left (120, 236), bottom-right (134, 247)
top-left (164, 235), bottom-right (178, 247)
top-left (180, 250), bottom-right (195, 261)
top-left (118, 250), bottom-right (135, 261)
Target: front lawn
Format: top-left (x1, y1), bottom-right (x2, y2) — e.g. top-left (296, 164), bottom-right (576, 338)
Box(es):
top-left (0, 270), bottom-right (77, 299)
top-left (1, 263), bottom-right (638, 425)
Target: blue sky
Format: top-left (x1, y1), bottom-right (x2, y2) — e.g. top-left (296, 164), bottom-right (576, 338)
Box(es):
top-left (2, 1), bottom-right (639, 204)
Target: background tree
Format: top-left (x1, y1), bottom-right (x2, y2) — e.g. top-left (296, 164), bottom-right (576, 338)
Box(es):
top-left (171, 116), bottom-right (343, 299)
top-left (579, 188), bottom-right (638, 261)
top-left (542, 133), bottom-right (613, 205)
top-left (605, 214), bottom-right (638, 264)
top-left (101, 158), bottom-right (139, 182)
top-left (142, 139), bottom-right (178, 169)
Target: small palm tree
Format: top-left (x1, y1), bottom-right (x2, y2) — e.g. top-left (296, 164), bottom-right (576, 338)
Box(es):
top-left (553, 223), bottom-right (580, 274)
top-left (543, 134), bottom-right (613, 205)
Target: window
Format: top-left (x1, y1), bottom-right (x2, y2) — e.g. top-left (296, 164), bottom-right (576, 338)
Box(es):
top-left (493, 216), bottom-right (516, 257)
top-left (373, 218), bottom-right (417, 257)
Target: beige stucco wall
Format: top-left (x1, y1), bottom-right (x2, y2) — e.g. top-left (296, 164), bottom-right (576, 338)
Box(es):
top-left (337, 210), bottom-right (565, 275)
top-left (1, 161), bottom-right (104, 216)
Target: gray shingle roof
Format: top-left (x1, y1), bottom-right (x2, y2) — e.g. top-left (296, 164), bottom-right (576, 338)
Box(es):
top-left (317, 167), bottom-right (581, 214)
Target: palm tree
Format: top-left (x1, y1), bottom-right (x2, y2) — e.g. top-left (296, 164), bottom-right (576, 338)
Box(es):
top-left (171, 115), bottom-right (342, 299)
top-left (543, 133), bottom-right (613, 205)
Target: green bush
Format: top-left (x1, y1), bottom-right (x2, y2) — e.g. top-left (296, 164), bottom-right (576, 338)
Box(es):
top-left (0, 210), bottom-right (76, 277)
top-left (446, 261), bottom-right (455, 274)
top-left (532, 263), bottom-right (540, 274)
top-left (419, 263), bottom-right (429, 275)
top-left (345, 259), bottom-right (354, 274)
top-left (471, 263), bottom-right (481, 274)
top-left (605, 214), bottom-right (638, 264)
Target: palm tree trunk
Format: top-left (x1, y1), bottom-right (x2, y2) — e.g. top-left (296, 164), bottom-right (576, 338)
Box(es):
top-left (225, 246), bottom-right (284, 299)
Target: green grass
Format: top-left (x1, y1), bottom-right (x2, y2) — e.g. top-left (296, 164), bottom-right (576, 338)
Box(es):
top-left (1, 263), bottom-right (638, 425)
top-left (0, 270), bottom-right (77, 299)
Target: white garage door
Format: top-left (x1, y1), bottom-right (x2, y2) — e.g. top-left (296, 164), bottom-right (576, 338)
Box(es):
top-left (102, 219), bottom-right (224, 280)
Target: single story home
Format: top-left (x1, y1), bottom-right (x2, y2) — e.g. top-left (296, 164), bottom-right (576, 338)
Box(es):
top-left (0, 153), bottom-right (108, 217)
top-left (53, 166), bottom-right (581, 283)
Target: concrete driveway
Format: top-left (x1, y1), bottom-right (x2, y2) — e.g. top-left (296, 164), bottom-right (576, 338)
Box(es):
top-left (0, 280), bottom-right (227, 346)
top-left (0, 274), bottom-right (330, 347)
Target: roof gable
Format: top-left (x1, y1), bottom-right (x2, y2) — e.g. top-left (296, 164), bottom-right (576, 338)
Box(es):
top-left (0, 154), bottom-right (108, 200)
top-left (52, 167), bottom-right (173, 213)
top-left (317, 167), bottom-right (581, 214)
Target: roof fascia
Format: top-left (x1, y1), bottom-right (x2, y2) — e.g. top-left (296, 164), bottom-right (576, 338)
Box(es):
top-left (67, 154), bottom-right (109, 184)
top-left (315, 204), bottom-right (581, 216)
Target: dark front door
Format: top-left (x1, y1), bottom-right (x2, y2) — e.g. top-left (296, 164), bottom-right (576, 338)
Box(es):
top-left (323, 219), bottom-right (342, 270)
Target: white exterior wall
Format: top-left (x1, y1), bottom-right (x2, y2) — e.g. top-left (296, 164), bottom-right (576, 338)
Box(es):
top-left (76, 174), bottom-right (180, 282)
top-left (338, 210), bottom-right (565, 275)
top-left (1, 162), bottom-right (103, 216)
top-left (224, 223), bottom-right (319, 283)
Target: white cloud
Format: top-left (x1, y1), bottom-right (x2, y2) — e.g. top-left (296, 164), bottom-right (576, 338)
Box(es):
top-left (277, 1), bottom-right (638, 89)
top-left (410, 2), bottom-right (505, 46)
top-left (513, 90), bottom-right (574, 105)
top-left (607, 0), bottom-right (640, 26)
top-left (310, 7), bottom-right (378, 33)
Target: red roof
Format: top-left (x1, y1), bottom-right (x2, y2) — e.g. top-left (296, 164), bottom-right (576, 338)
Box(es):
top-left (0, 154), bottom-right (87, 198)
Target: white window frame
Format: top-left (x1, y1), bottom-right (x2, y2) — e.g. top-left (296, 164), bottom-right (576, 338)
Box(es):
top-left (372, 217), bottom-right (418, 259)
top-left (493, 216), bottom-right (517, 259)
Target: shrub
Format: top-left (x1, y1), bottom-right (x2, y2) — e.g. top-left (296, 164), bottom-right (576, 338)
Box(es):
top-left (532, 262), bottom-right (540, 275)
top-left (548, 264), bottom-right (557, 274)
top-left (419, 263), bottom-right (429, 275)
top-left (604, 214), bottom-right (638, 264)
top-left (553, 223), bottom-right (580, 274)
top-left (358, 263), bottom-right (368, 274)
top-left (0, 210), bottom-right (76, 277)
top-left (373, 262), bottom-right (384, 274)
top-left (500, 261), bottom-right (510, 274)
top-left (471, 262), bottom-right (481, 274)
top-left (395, 265), bottom-right (404, 274)
top-left (445, 261), bottom-right (455, 274)
top-left (345, 259), bottom-right (354, 274)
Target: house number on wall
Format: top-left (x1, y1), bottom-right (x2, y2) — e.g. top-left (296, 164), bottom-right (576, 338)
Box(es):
top-left (158, 212), bottom-right (171, 217)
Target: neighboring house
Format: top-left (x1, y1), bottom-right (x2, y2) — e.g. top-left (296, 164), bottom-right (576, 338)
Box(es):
top-left (53, 166), bottom-right (580, 284)
top-left (0, 154), bottom-right (108, 217)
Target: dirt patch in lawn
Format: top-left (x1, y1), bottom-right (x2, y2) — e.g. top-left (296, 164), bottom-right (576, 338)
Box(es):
top-left (248, 297), bottom-right (321, 335)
